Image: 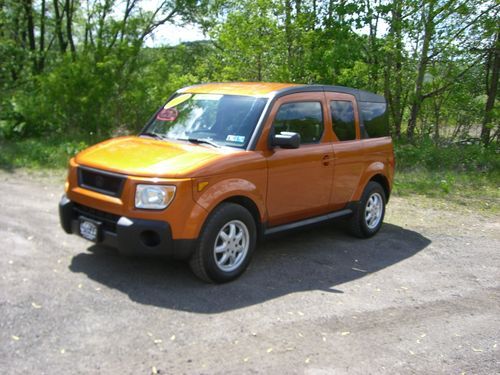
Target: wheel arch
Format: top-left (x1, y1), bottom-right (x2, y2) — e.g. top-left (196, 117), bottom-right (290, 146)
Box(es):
top-left (218, 195), bottom-right (263, 239)
top-left (369, 173), bottom-right (391, 202)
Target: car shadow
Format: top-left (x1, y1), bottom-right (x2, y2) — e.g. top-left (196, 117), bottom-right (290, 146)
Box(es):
top-left (69, 222), bottom-right (431, 313)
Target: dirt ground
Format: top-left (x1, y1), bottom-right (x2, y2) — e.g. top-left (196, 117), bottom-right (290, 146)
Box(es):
top-left (0, 170), bottom-right (499, 374)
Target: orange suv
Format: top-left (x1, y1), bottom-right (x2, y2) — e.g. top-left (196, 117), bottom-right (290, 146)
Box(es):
top-left (59, 82), bottom-right (395, 283)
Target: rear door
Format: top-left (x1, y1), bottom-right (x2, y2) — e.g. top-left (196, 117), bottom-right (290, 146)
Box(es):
top-left (264, 93), bottom-right (335, 226)
top-left (324, 92), bottom-right (365, 209)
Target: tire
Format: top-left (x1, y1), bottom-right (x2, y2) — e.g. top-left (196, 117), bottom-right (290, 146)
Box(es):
top-left (189, 203), bottom-right (257, 283)
top-left (349, 181), bottom-right (386, 238)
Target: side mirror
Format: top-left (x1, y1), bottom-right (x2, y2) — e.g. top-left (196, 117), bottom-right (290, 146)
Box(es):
top-left (271, 131), bottom-right (300, 149)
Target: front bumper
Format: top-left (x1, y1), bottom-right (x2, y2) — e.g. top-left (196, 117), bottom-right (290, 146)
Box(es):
top-left (59, 195), bottom-right (194, 258)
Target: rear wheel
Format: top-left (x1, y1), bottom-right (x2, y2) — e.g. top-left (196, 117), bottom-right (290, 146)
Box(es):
top-left (189, 203), bottom-right (256, 283)
top-left (349, 181), bottom-right (386, 238)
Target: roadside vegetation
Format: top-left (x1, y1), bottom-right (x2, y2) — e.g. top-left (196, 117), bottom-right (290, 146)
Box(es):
top-left (0, 0), bottom-right (498, 209)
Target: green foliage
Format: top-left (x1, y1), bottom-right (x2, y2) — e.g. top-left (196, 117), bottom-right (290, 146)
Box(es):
top-left (0, 137), bottom-right (90, 169)
top-left (394, 139), bottom-right (499, 208)
top-left (395, 139), bottom-right (499, 174)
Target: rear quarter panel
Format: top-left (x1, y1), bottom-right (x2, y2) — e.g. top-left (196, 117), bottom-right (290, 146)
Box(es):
top-left (352, 137), bottom-right (395, 201)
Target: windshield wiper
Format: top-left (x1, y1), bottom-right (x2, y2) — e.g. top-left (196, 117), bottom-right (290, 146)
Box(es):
top-left (141, 132), bottom-right (167, 140)
top-left (184, 138), bottom-right (221, 148)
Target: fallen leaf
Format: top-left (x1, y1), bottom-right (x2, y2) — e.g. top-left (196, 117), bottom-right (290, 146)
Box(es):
top-left (28, 236), bottom-right (34, 241)
top-left (305, 358), bottom-right (311, 364)
top-left (170, 335), bottom-right (176, 341)
top-left (420, 333), bottom-right (426, 338)
top-left (472, 347), bottom-right (483, 352)
top-left (154, 339), bottom-right (162, 344)
top-left (298, 333), bottom-right (304, 338)
top-left (267, 348), bottom-right (273, 353)
top-left (297, 311), bottom-right (304, 316)
top-left (77, 284), bottom-right (82, 289)
top-left (11, 335), bottom-right (20, 341)
top-left (251, 332), bottom-right (257, 336)
top-left (60, 349), bottom-right (65, 354)
top-left (341, 332), bottom-right (350, 336)
top-left (31, 302), bottom-right (42, 309)
top-left (322, 337), bottom-right (326, 342)
top-left (151, 366), bottom-right (158, 374)
top-left (95, 287), bottom-right (101, 291)
top-left (243, 357), bottom-right (249, 362)
top-left (409, 350), bottom-right (415, 355)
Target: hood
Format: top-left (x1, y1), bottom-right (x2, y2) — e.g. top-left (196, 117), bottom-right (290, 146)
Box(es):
top-left (75, 136), bottom-right (225, 178)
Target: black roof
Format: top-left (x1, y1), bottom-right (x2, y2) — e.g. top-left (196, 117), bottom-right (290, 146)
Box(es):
top-left (273, 84), bottom-right (386, 103)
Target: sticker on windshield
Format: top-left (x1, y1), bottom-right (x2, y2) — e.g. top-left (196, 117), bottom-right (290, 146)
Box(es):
top-left (226, 135), bottom-right (245, 144)
top-left (164, 93), bottom-right (192, 108)
top-left (157, 107), bottom-right (179, 121)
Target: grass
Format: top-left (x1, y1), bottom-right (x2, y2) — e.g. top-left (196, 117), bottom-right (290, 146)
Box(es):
top-left (1, 136), bottom-right (498, 211)
top-left (0, 137), bottom-right (90, 170)
top-left (393, 140), bottom-right (499, 212)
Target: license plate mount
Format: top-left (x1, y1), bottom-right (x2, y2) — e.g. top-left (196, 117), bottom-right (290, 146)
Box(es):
top-left (79, 216), bottom-right (101, 243)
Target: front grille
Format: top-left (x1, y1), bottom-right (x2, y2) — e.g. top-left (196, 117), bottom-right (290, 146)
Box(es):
top-left (78, 167), bottom-right (125, 197)
top-left (74, 203), bottom-right (120, 233)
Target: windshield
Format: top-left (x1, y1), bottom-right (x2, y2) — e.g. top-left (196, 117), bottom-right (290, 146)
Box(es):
top-left (143, 93), bottom-right (268, 149)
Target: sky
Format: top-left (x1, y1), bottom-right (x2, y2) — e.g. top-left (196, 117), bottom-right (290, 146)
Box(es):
top-left (139, 0), bottom-right (207, 47)
top-left (144, 22), bottom-right (207, 47)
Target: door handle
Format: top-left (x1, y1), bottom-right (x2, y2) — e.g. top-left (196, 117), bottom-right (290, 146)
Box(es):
top-left (322, 154), bottom-right (331, 166)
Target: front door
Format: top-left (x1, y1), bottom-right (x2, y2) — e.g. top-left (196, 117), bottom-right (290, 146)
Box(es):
top-left (265, 93), bottom-right (334, 226)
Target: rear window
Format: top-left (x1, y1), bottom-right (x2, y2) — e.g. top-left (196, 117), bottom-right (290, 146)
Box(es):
top-left (360, 102), bottom-right (389, 138)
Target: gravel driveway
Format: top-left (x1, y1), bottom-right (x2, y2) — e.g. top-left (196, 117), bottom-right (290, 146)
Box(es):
top-left (1, 170), bottom-right (499, 374)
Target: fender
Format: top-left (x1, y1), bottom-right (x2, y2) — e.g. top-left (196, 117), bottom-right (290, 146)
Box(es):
top-left (192, 175), bottom-right (267, 225)
top-left (352, 161), bottom-right (387, 201)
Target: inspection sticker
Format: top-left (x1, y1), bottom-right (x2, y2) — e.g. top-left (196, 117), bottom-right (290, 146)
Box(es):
top-left (226, 135), bottom-right (245, 144)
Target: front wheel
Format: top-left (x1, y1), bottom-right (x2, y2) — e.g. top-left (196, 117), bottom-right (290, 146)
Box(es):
top-left (189, 203), bottom-right (256, 283)
top-left (349, 181), bottom-right (386, 238)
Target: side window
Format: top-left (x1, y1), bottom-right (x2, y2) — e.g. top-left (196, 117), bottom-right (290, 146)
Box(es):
top-left (330, 100), bottom-right (356, 141)
top-left (273, 102), bottom-right (324, 144)
top-left (360, 101), bottom-right (389, 138)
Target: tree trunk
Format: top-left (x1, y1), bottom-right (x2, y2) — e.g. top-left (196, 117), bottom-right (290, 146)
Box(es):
top-left (384, 0), bottom-right (403, 137)
top-left (22, 0), bottom-right (36, 51)
top-left (407, 1), bottom-right (435, 140)
top-left (0, 0), bottom-right (5, 37)
top-left (284, 0), bottom-right (293, 79)
top-left (65, 0), bottom-right (76, 57)
top-left (481, 29), bottom-right (499, 145)
top-left (54, 0), bottom-right (67, 53)
top-left (37, 0), bottom-right (46, 72)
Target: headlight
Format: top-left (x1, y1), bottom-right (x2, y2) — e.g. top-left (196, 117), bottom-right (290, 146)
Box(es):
top-left (135, 184), bottom-right (176, 210)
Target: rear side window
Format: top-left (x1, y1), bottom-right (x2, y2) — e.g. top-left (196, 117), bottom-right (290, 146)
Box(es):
top-left (273, 102), bottom-right (324, 144)
top-left (330, 100), bottom-right (356, 141)
top-left (360, 102), bottom-right (389, 138)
